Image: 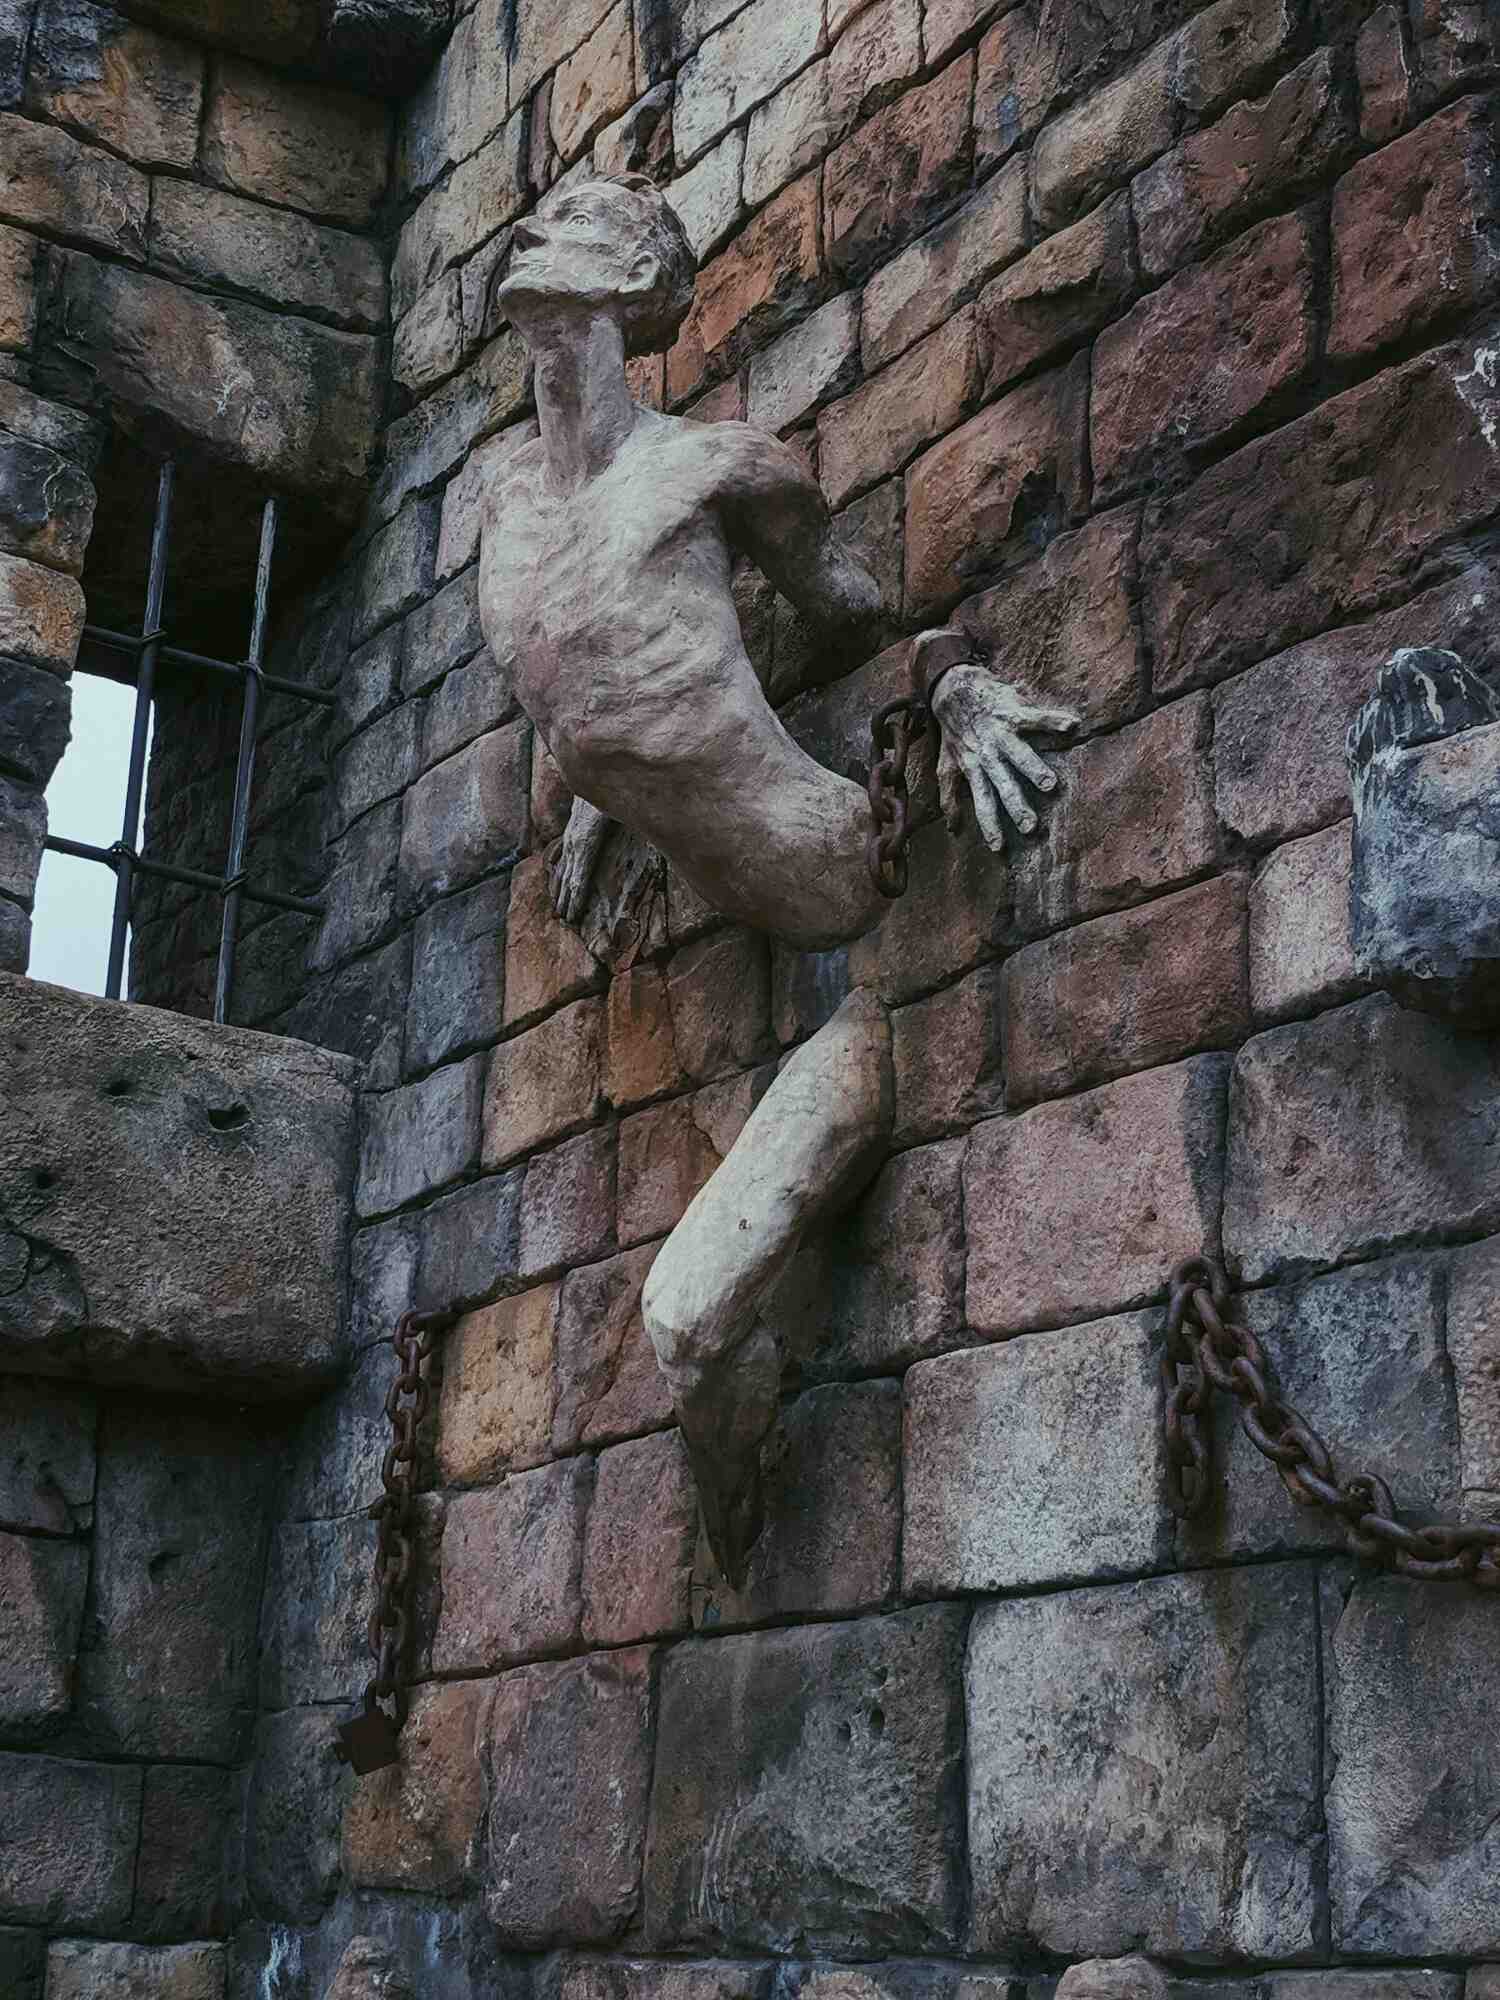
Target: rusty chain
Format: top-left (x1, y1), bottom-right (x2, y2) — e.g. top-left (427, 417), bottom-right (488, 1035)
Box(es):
top-left (335, 1305), bottom-right (456, 1774)
top-left (1165, 1255), bottom-right (1500, 1588)
top-left (866, 696), bottom-right (929, 896)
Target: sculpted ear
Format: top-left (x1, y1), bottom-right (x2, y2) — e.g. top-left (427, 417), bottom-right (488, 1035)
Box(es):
top-left (623, 249), bottom-right (661, 302)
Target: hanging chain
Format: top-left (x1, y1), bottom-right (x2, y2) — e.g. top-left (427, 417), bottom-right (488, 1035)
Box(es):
top-left (1164, 1255), bottom-right (1500, 1588)
top-left (866, 697), bottom-right (929, 897)
top-left (335, 1305), bottom-right (456, 1774)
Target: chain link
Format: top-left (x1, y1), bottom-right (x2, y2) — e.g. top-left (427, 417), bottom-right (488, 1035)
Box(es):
top-left (866, 697), bottom-right (929, 897)
top-left (1164, 1255), bottom-right (1500, 1588)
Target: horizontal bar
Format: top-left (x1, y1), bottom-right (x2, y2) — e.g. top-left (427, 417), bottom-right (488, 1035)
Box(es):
top-left (44, 835), bottom-right (322, 919)
top-left (81, 624), bottom-right (336, 708)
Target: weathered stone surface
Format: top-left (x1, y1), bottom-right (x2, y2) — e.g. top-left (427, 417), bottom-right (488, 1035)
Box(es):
top-left (551, 2), bottom-right (634, 161)
top-left (675, 0), bottom-right (823, 162)
top-left (605, 962), bottom-right (688, 1110)
top-left (518, 1124), bottom-right (616, 1281)
top-left (421, 645), bottom-right (516, 767)
top-left (276, 935), bottom-right (408, 1093)
top-left (394, 276), bottom-right (462, 392)
top-left (0, 895), bottom-right (26, 973)
top-left (559, 1961), bottom-right (772, 2000)
top-left (1180, 1258), bottom-right (1455, 1563)
top-left (668, 173), bottom-right (821, 404)
top-left (979, 193), bottom-right (1135, 398)
top-left (1034, 42), bottom-right (1175, 230)
top-left (259, 1515), bottom-right (374, 1708)
top-left (1331, 97), bottom-right (1500, 362)
top-left (1144, 333), bottom-right (1500, 694)
top-left (820, 313), bottom-right (977, 510)
top-left (662, 930), bottom-right (772, 1084)
top-left (203, 57), bottom-right (387, 226)
top-left (1249, 821), bottom-right (1361, 1023)
top-left (405, 561), bottom-right (486, 696)
top-left (0, 112), bottom-right (147, 257)
top-left (344, 1677), bottom-right (490, 1893)
top-left (969, 1565), bottom-right (1320, 1957)
top-left (555, 1241), bottom-right (673, 1449)
top-left (906, 355), bottom-right (1088, 616)
top-left (777, 1965), bottom-right (1018, 2000)
top-left (44, 1942), bottom-right (226, 2000)
top-left (485, 1646), bottom-right (654, 1946)
top-left (747, 291), bottom-right (860, 436)
top-left (891, 962), bottom-right (1004, 1146)
top-left (483, 998), bottom-right (603, 1170)
top-left (645, 1607), bottom-right (964, 1952)
top-left (1325, 1573), bottom-right (1500, 1954)
top-left (416, 1167), bottom-right (526, 1312)
top-left (332, 701), bottom-right (420, 838)
top-left (0, 1752), bottom-right (140, 1926)
top-left (668, 128), bottom-right (746, 261)
top-left (1092, 213), bottom-right (1314, 498)
top-left (393, 120), bottom-right (527, 322)
top-left (1057, 1962), bottom-right (1167, 2000)
top-left (0, 1528), bottom-right (85, 1730)
top-left (861, 157), bottom-right (1027, 371)
top-left (0, 1927), bottom-right (40, 2000)
top-left (825, 54), bottom-right (973, 282)
top-left (742, 61), bottom-right (838, 212)
top-left (0, 434), bottom-right (95, 576)
top-left (583, 1428), bottom-right (697, 1644)
top-left (29, 1), bottom-right (202, 165)
top-left (905, 1313), bottom-right (1166, 1594)
top-left (0, 1378), bottom-right (93, 1533)
top-left (407, 873), bottom-right (508, 1072)
top-left (0, 551), bottom-right (84, 673)
top-left (1003, 875), bottom-right (1248, 1103)
top-left (150, 180), bottom-right (385, 333)
top-left (0, 771), bottom-right (43, 906)
top-left (1357, 4), bottom-right (1411, 142)
top-left (967, 1056), bottom-right (1226, 1335)
top-left (399, 720), bottom-right (531, 907)
top-left (356, 1056), bottom-right (484, 1217)
top-left (1226, 995), bottom-right (1500, 1281)
top-left (0, 976), bottom-right (353, 1390)
top-left (309, 798), bottom-right (400, 974)
top-left (617, 1069), bottom-right (768, 1245)
top-left (437, 1284), bottom-right (559, 1486)
top-left (135, 1764), bottom-right (228, 1941)
top-left (354, 499), bottom-right (440, 646)
top-left (244, 1707), bottom-right (346, 1926)
top-left (285, 1340), bottom-right (393, 1525)
top-left (48, 257), bottom-right (380, 505)
top-left (1449, 1235), bottom-right (1500, 1505)
top-left (504, 853), bottom-right (604, 1031)
top-left (434, 1457), bottom-right (589, 1671)
top-left (0, 223), bottom-right (39, 352)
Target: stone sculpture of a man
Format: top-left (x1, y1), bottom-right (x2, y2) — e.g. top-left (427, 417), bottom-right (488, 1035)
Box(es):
top-left (479, 173), bottom-right (1074, 1579)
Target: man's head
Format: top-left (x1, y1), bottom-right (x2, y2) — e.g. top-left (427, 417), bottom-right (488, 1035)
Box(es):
top-left (497, 174), bottom-right (697, 355)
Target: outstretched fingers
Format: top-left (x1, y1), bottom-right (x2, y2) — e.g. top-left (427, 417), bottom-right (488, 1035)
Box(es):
top-left (937, 736), bottom-right (966, 833)
top-left (994, 726), bottom-right (1058, 793)
top-left (1013, 700), bottom-right (1081, 735)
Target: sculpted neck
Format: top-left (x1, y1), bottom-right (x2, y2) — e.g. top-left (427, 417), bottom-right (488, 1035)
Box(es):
top-left (529, 311), bottom-right (638, 493)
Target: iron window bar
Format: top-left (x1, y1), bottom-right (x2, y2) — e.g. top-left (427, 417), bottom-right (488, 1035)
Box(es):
top-left (42, 459), bottom-right (334, 1024)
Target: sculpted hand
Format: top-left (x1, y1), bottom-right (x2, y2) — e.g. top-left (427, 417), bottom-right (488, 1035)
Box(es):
top-left (550, 796), bottom-right (613, 923)
top-left (929, 662), bottom-right (1079, 852)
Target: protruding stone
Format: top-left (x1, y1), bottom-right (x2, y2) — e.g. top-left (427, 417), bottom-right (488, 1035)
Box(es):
top-left (342, 1678), bottom-right (491, 1894)
top-left (43, 1942), bottom-right (226, 2000)
top-left (433, 1458), bottom-right (589, 1672)
top-left (0, 1752), bottom-right (140, 1926)
top-left (203, 57), bottom-right (388, 227)
top-left (1057, 1961), bottom-right (1170, 2000)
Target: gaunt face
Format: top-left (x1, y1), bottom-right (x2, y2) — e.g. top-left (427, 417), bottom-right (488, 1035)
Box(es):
top-left (496, 181), bottom-right (658, 336)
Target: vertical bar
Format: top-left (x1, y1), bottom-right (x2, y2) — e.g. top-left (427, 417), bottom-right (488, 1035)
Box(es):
top-left (213, 495), bottom-right (278, 1025)
top-left (105, 460), bottom-right (174, 1001)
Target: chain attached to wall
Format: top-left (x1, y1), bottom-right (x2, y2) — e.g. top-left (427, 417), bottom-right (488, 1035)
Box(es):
top-left (335, 1306), bottom-right (456, 1775)
top-left (1164, 1256), bottom-right (1500, 1588)
top-left (866, 696), bottom-right (929, 897)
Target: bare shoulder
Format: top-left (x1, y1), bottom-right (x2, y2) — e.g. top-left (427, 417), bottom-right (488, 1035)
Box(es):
top-left (648, 416), bottom-right (822, 522)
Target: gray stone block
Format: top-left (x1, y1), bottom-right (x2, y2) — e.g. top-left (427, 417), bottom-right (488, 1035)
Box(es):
top-left (645, 1607), bottom-right (965, 1954)
top-left (331, 699), bottom-right (421, 838)
top-left (0, 433), bottom-right (94, 574)
top-left (416, 1167), bottom-right (526, 1311)
top-left (275, 932), bottom-right (410, 1090)
top-left (0, 1751), bottom-right (141, 1926)
top-left (0, 975), bottom-right (355, 1392)
top-left (244, 1708), bottom-right (348, 1927)
top-left (287, 1337), bottom-right (394, 1522)
top-left (904, 1312), bottom-right (1169, 1595)
top-left (406, 872), bottom-right (509, 1073)
top-left (0, 1527), bottom-right (86, 1732)
top-left (356, 1053), bottom-right (485, 1218)
top-left (434, 1456), bottom-right (590, 1673)
top-left (309, 797), bottom-right (400, 975)
top-left (0, 892), bottom-right (26, 972)
top-left (1449, 1234), bottom-right (1500, 1506)
top-left (349, 1210), bottom-right (420, 1350)
top-left (967, 1566), bottom-right (1321, 1960)
top-left (0, 654), bottom-right (71, 787)
top-left (404, 563), bottom-right (486, 697)
top-left (135, 1764), bottom-right (229, 1941)
top-left (398, 720), bottom-right (532, 910)
top-left (258, 1514), bottom-right (375, 1709)
top-left (353, 497), bottom-right (440, 647)
top-left (0, 772), bottom-right (44, 905)
top-left (775, 1970), bottom-right (1020, 2000)
top-left (45, 1941), bottom-right (227, 2000)
top-left (0, 1377), bottom-right (94, 1533)
top-left (1325, 1571), bottom-right (1500, 1955)
top-left (0, 1927), bottom-right (41, 2000)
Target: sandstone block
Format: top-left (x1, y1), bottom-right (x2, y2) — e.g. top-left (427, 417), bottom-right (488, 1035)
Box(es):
top-left (668, 173), bottom-right (820, 404)
top-left (905, 1311), bottom-right (1168, 1594)
top-left (1249, 821), bottom-right (1360, 1024)
top-left (554, 1241), bottom-right (673, 1450)
top-left (0, 222), bottom-right (39, 351)
top-left (485, 1647), bottom-right (654, 1946)
top-left (44, 1942), bottom-right (225, 2000)
top-left (747, 291), bottom-right (860, 436)
top-left (1331, 97), bottom-right (1500, 362)
top-left (244, 1707), bottom-right (345, 1925)
top-left (891, 962), bottom-right (1005, 1145)
top-left (974, 3), bottom-right (1064, 168)
top-left (398, 720), bottom-right (531, 907)
top-left (645, 1608), bottom-right (964, 1952)
top-left (416, 1166), bottom-right (525, 1311)
top-left (968, 1566), bottom-right (1320, 1957)
top-left (0, 1379), bottom-right (93, 1535)
top-left (1003, 874), bottom-right (1248, 1104)
top-left (1357, 3), bottom-right (1412, 142)
top-left (674, 0), bottom-right (823, 162)
top-left (1091, 211), bottom-right (1314, 497)
top-left (668, 127), bottom-right (746, 260)
top-left (517, 1124), bottom-right (617, 1280)
top-left (1142, 333), bottom-right (1500, 693)
top-left (966, 1055), bottom-right (1227, 1335)
top-left (0, 112), bottom-right (146, 257)
top-left (434, 1457), bottom-right (589, 1671)
top-left (605, 963), bottom-right (688, 1109)
top-left (844, 818), bottom-right (998, 1004)
top-left (0, 1528), bottom-right (85, 1729)
top-left (1325, 1574), bottom-right (1500, 1953)
top-left (150, 180), bottom-right (385, 333)
top-left (0, 977), bottom-right (353, 1390)
top-left (343, 1677), bottom-right (490, 1893)
top-left (825, 55), bottom-right (973, 281)
top-left (504, 853), bottom-right (604, 1031)
top-left (1449, 1235), bottom-right (1500, 1506)
top-left (258, 1516), bottom-right (375, 1708)
top-left (406, 873), bottom-right (508, 1072)
top-left (820, 312), bottom-right (977, 510)
top-left (979, 193), bottom-right (1135, 398)
top-left (583, 1429), bottom-right (697, 1644)
top-left (829, 0), bottom-right (923, 122)
top-left (0, 434), bottom-right (95, 576)
top-left (905, 354), bottom-right (1088, 615)
top-left (0, 550), bottom-right (84, 672)
top-left (394, 118), bottom-right (528, 321)
top-left (134, 1765), bottom-right (228, 1941)
top-left (743, 61), bottom-right (838, 212)
top-left (665, 929), bottom-right (773, 1083)
top-left (357, 1056), bottom-right (484, 1217)
top-left (559, 1962), bottom-right (772, 2000)
top-left (617, 1069), bottom-right (768, 1245)
top-left (861, 157), bottom-right (1026, 370)
top-left (1173, 0), bottom-right (1299, 115)
top-left (437, 1284), bottom-right (559, 1486)
top-left (203, 58), bottom-right (388, 226)
top-left (483, 998), bottom-right (603, 1169)
top-left (551, 1), bottom-right (634, 162)
top-left (1033, 41), bottom-right (1175, 230)
top-left (1227, 994), bottom-right (1500, 1280)
top-left (0, 1753), bottom-right (140, 1926)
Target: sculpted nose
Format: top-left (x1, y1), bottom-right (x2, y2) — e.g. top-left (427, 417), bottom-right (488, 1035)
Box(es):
top-left (512, 218), bottom-right (546, 252)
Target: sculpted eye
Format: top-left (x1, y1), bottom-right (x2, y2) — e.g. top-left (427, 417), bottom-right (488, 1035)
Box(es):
top-left (567, 214), bottom-right (591, 228)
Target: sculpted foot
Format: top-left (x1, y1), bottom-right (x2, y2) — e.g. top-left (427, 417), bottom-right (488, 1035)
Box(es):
top-left (641, 989), bottom-right (893, 1582)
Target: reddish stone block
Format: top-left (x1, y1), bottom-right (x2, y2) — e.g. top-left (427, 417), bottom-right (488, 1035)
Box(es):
top-left (956, 504), bottom-right (1143, 734)
top-left (1092, 212), bottom-right (1315, 498)
top-left (485, 1648), bottom-right (654, 1946)
top-left (433, 1457), bottom-right (589, 1671)
top-left (342, 1677), bottom-right (490, 1891)
top-left (504, 852), bottom-right (606, 1030)
top-left (551, 2), bottom-right (634, 162)
top-left (1172, 0), bottom-right (1300, 118)
top-left (605, 963), bottom-right (687, 1108)
top-left (666, 929), bottom-right (774, 1082)
top-left (905, 354), bottom-right (1089, 616)
top-left (482, 997), bottom-right (604, 1169)
top-left (436, 1285), bottom-right (560, 1486)
top-left (667, 173), bottom-right (820, 404)
top-left (1002, 873), bottom-right (1247, 1104)
top-left (1249, 820), bottom-right (1362, 1024)
top-left (616, 1069), bottom-right (769, 1245)
top-left (1410, 0), bottom-right (1500, 106)
top-left (891, 962), bottom-right (1005, 1145)
top-left (926, 0), bottom-right (1006, 64)
top-left (861, 157), bottom-right (1027, 369)
top-left (518, 1125), bottom-right (617, 1280)
top-left (847, 818), bottom-right (1003, 1002)
top-left (1033, 40), bottom-right (1175, 229)
top-left (554, 1242), bottom-right (673, 1450)
top-left (1013, 693), bottom-right (1216, 934)
top-left (204, 58), bottom-right (388, 227)
top-left (974, 2), bottom-right (1063, 168)
top-left (824, 54), bottom-right (974, 281)
top-left (966, 1054), bottom-right (1228, 1334)
top-left (819, 312), bottom-right (979, 510)
top-left (583, 1430), bottom-right (697, 1644)
top-left (1133, 52), bottom-right (1350, 279)
top-left (1357, 3), bottom-right (1412, 142)
top-left (979, 193), bottom-right (1135, 397)
top-left (1331, 97), bottom-right (1500, 362)
top-left (1143, 334), bottom-right (1500, 694)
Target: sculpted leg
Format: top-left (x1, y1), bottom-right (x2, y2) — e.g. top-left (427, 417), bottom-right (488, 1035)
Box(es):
top-left (640, 987), bottom-right (893, 1583)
